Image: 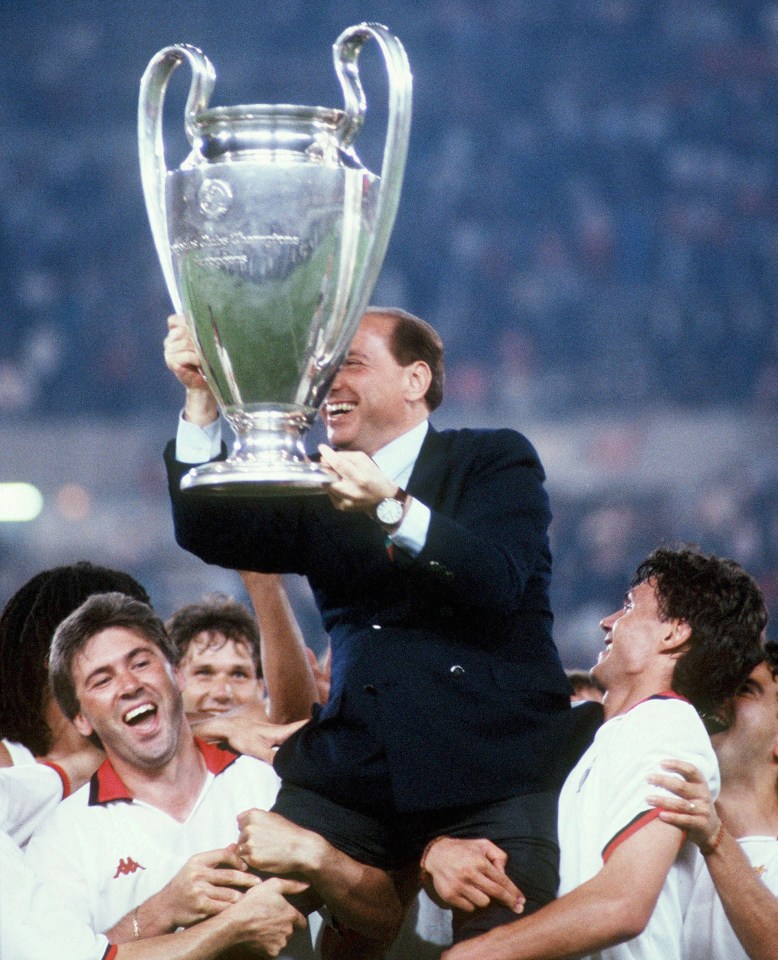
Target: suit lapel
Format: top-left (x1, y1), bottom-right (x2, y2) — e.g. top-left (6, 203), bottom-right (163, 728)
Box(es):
top-left (406, 425), bottom-right (447, 507)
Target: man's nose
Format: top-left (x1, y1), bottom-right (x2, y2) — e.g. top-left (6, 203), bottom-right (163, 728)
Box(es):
top-left (599, 611), bottom-right (617, 632)
top-left (210, 675), bottom-right (233, 703)
top-left (117, 666), bottom-right (143, 696)
top-left (328, 369), bottom-right (344, 394)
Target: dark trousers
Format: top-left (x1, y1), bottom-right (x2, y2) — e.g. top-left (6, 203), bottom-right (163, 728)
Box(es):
top-left (272, 784), bottom-right (559, 943)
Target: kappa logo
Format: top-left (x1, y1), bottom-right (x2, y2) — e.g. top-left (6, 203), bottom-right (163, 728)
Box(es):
top-left (113, 857), bottom-right (146, 879)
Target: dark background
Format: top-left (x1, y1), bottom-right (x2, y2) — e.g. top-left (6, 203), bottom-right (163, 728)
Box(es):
top-left (1, 0), bottom-right (776, 666)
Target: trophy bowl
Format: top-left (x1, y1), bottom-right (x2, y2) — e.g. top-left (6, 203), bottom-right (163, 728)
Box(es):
top-left (139, 25), bottom-right (412, 494)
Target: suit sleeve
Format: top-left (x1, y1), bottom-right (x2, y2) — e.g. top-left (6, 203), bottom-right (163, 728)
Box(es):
top-left (164, 440), bottom-right (311, 574)
top-left (396, 429), bottom-right (552, 617)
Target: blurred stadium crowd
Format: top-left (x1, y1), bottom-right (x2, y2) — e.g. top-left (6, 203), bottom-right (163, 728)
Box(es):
top-left (0, 0), bottom-right (776, 662)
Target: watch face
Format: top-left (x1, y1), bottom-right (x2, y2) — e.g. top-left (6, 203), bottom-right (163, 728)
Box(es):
top-left (376, 497), bottom-right (404, 525)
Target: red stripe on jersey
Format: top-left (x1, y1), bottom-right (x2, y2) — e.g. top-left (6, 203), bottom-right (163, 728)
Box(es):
top-left (602, 808), bottom-right (662, 862)
top-left (196, 738), bottom-right (240, 774)
top-left (39, 760), bottom-right (72, 798)
top-left (91, 759), bottom-right (132, 805)
top-left (103, 945), bottom-right (119, 960)
top-left (90, 740), bottom-right (240, 805)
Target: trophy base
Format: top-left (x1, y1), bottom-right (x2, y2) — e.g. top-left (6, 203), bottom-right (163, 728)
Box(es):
top-left (180, 458), bottom-right (333, 497)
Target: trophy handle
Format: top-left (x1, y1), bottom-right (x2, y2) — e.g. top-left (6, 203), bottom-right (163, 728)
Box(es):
top-left (333, 22), bottom-right (413, 317)
top-left (138, 44), bottom-right (215, 314)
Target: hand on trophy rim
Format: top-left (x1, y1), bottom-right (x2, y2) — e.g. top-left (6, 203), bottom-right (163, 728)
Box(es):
top-left (318, 445), bottom-right (400, 514)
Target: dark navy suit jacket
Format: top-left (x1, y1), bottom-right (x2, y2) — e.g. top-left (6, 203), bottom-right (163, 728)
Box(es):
top-left (165, 425), bottom-right (574, 813)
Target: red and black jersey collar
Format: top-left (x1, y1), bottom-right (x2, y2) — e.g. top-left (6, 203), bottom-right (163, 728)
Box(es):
top-left (89, 738), bottom-right (240, 806)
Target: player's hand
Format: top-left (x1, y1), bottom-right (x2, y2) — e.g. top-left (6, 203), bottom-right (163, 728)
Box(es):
top-left (236, 808), bottom-right (326, 877)
top-left (190, 703), bottom-right (308, 764)
top-left (226, 877), bottom-right (309, 957)
top-left (422, 836), bottom-right (525, 914)
top-left (646, 758), bottom-right (722, 853)
top-left (158, 846), bottom-right (260, 929)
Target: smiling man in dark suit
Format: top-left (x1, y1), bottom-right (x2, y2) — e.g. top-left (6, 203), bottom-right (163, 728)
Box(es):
top-left (163, 307), bottom-right (574, 949)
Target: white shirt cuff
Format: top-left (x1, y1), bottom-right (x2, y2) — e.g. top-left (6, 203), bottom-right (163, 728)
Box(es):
top-left (389, 497), bottom-right (430, 556)
top-left (176, 411), bottom-right (222, 464)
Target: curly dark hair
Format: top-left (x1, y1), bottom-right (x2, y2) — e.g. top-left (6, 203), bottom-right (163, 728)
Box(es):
top-left (632, 546), bottom-right (767, 715)
top-left (165, 593), bottom-right (262, 673)
top-left (0, 562), bottom-right (149, 756)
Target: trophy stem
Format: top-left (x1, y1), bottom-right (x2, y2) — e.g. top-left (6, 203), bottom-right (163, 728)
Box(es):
top-left (180, 407), bottom-right (332, 496)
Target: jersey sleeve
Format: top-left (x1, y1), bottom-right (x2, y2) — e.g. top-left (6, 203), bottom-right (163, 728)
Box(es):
top-left (2, 832), bottom-right (112, 960)
top-left (600, 698), bottom-right (719, 863)
top-left (24, 795), bottom-right (98, 930)
top-left (0, 763), bottom-right (64, 845)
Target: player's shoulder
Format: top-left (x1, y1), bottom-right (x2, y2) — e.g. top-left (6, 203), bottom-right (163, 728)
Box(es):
top-left (24, 782), bottom-right (92, 855)
top-left (623, 695), bottom-right (716, 771)
top-left (221, 752), bottom-right (282, 789)
top-left (625, 693), bottom-right (705, 735)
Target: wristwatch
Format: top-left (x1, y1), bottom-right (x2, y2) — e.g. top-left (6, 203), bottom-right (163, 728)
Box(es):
top-left (375, 489), bottom-right (408, 528)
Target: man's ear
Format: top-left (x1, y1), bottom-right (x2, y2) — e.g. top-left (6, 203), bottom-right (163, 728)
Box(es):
top-left (73, 711), bottom-right (94, 739)
top-left (663, 620), bottom-right (691, 656)
top-left (404, 360), bottom-right (432, 403)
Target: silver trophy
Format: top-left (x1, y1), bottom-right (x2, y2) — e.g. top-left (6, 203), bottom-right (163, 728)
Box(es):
top-left (139, 24), bottom-right (412, 493)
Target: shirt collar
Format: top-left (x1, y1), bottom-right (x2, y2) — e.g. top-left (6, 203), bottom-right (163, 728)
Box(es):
top-left (88, 738), bottom-right (239, 806)
top-left (371, 420), bottom-right (429, 485)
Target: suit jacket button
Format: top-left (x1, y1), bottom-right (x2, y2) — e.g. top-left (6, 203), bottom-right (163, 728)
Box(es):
top-left (428, 560), bottom-right (454, 582)
top-left (449, 665), bottom-right (465, 678)
top-left (440, 605), bottom-right (454, 618)
top-left (364, 684), bottom-right (377, 694)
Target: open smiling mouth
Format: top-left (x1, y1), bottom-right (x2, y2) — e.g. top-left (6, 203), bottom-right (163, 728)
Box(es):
top-left (123, 703), bottom-right (158, 726)
top-left (325, 402), bottom-right (356, 419)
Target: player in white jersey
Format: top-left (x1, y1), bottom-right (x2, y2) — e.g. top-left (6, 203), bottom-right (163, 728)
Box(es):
top-left (22, 591), bottom-right (329, 958)
top-left (3, 830), bottom-right (312, 960)
top-left (556, 693), bottom-right (717, 960)
top-left (646, 643), bottom-right (778, 960)
top-left (0, 749), bottom-right (316, 960)
top-left (438, 546), bottom-right (766, 960)
top-left (25, 738), bottom-right (289, 936)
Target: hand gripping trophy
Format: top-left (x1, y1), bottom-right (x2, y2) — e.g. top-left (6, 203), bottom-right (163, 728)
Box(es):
top-left (139, 24), bottom-right (412, 493)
